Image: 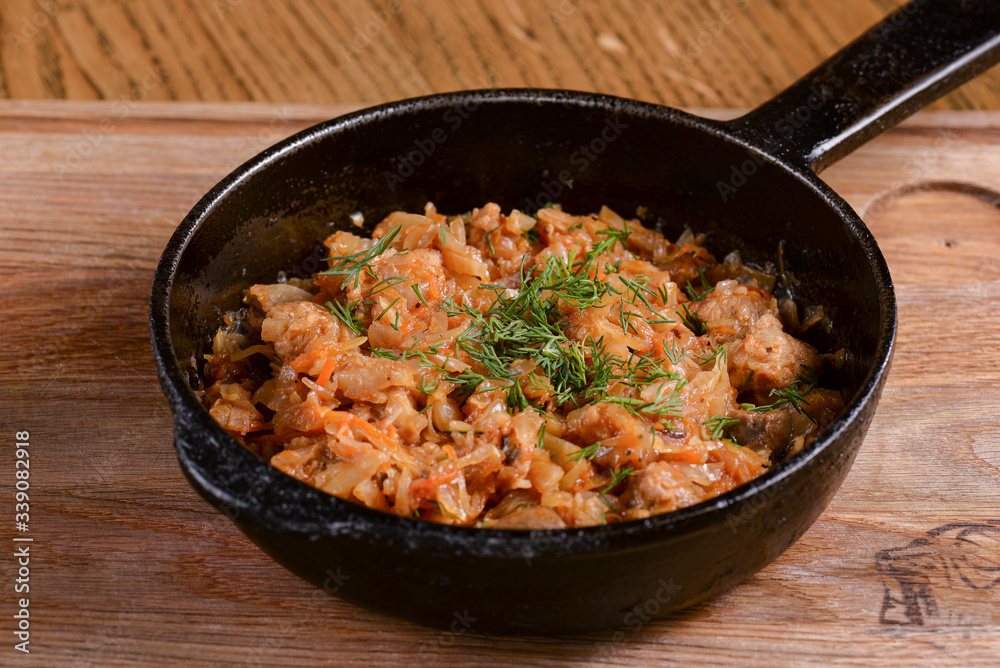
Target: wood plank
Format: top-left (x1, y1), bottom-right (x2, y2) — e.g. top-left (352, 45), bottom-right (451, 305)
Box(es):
top-left (1, 101), bottom-right (999, 665)
top-left (1, 1), bottom-right (999, 109)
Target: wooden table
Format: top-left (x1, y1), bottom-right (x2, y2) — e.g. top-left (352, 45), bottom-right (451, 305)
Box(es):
top-left (1, 0), bottom-right (1000, 665)
top-left (1, 100), bottom-right (999, 666)
top-left (1, 0), bottom-right (999, 109)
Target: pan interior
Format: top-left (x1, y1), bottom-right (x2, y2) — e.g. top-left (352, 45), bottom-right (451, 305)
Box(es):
top-left (169, 92), bottom-right (884, 445)
top-left (153, 90), bottom-right (895, 635)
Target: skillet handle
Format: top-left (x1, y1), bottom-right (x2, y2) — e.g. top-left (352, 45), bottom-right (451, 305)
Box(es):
top-left (725, 0), bottom-right (1000, 174)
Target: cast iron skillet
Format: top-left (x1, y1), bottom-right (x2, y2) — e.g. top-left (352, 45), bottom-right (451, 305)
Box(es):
top-left (150, 0), bottom-right (1000, 634)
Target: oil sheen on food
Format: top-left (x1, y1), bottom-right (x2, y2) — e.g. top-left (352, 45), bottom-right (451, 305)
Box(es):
top-left (202, 203), bottom-right (844, 529)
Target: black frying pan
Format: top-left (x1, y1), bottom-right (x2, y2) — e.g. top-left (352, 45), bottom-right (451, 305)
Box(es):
top-left (150, 0), bottom-right (1000, 634)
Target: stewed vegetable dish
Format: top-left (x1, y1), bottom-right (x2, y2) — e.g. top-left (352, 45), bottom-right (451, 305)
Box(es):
top-left (202, 202), bottom-right (844, 528)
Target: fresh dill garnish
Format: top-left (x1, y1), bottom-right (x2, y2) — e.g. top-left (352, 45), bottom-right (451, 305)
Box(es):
top-left (641, 385), bottom-right (686, 420)
top-left (566, 442), bottom-right (601, 463)
top-left (326, 300), bottom-right (364, 336)
top-left (663, 337), bottom-right (685, 364)
top-left (508, 377), bottom-right (546, 415)
top-left (367, 275), bottom-right (408, 298)
top-left (535, 422), bottom-right (547, 449)
top-left (603, 383), bottom-right (684, 425)
top-left (411, 283), bottom-right (430, 307)
top-left (619, 308), bottom-right (643, 336)
top-left (590, 224), bottom-right (632, 257)
top-left (369, 346), bottom-right (400, 360)
top-left (484, 226), bottom-right (498, 257)
top-left (524, 373), bottom-right (550, 395)
top-left (598, 466), bottom-right (636, 511)
top-left (618, 352), bottom-right (675, 386)
top-left (603, 466), bottom-right (636, 492)
top-left (618, 275), bottom-right (658, 312)
top-left (374, 296), bottom-right (402, 323)
top-left (684, 268), bottom-right (714, 301)
top-left (437, 233), bottom-right (632, 409)
top-left (343, 220), bottom-right (699, 439)
top-left (749, 367), bottom-right (818, 421)
top-left (645, 313), bottom-right (676, 326)
top-left (677, 302), bottom-right (708, 336)
top-left (704, 414), bottom-right (740, 440)
top-left (445, 369), bottom-right (487, 402)
top-left (320, 225), bottom-right (401, 290)
top-left (416, 377), bottom-right (438, 395)
top-left (416, 350), bottom-right (450, 374)
top-left (691, 345), bottom-right (727, 367)
top-left (738, 369), bottom-right (755, 395)
top-left (655, 284), bottom-right (673, 306)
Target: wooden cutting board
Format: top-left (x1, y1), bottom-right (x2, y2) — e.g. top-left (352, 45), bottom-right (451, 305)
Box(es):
top-left (1, 101), bottom-right (998, 666)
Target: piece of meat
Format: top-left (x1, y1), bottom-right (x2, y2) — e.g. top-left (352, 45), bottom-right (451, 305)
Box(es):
top-left (800, 388), bottom-right (845, 428)
top-left (728, 407), bottom-right (793, 458)
top-left (489, 505), bottom-right (567, 530)
top-left (565, 402), bottom-right (657, 471)
top-left (729, 312), bottom-right (820, 403)
top-left (209, 202), bottom-right (847, 529)
top-left (690, 279), bottom-right (777, 343)
top-left (627, 461), bottom-right (705, 513)
top-left (729, 387), bottom-right (844, 460)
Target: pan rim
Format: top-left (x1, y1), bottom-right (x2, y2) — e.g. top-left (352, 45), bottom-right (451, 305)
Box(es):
top-left (149, 87), bottom-right (897, 558)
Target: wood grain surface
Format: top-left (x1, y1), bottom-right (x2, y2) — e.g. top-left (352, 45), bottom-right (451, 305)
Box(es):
top-left (1, 0), bottom-right (999, 109)
top-left (0, 101), bottom-right (998, 666)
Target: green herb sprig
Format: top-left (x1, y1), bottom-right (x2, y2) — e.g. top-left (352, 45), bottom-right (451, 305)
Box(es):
top-left (684, 268), bottom-right (714, 302)
top-left (326, 300), bottom-right (365, 336)
top-left (320, 225), bottom-right (402, 290)
top-left (747, 367), bottom-right (818, 422)
top-left (677, 303), bottom-right (708, 336)
top-left (566, 442), bottom-right (601, 463)
top-left (598, 466), bottom-right (636, 511)
top-left (703, 415), bottom-right (740, 440)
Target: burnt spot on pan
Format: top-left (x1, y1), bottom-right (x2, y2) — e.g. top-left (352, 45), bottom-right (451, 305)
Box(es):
top-left (876, 521), bottom-right (1000, 626)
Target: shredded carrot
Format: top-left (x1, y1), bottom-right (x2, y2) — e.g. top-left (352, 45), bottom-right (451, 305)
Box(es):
top-left (322, 411), bottom-right (400, 452)
top-left (311, 403), bottom-right (332, 424)
top-left (348, 414), bottom-right (395, 447)
top-left (316, 356), bottom-right (336, 387)
top-left (651, 334), bottom-right (665, 358)
top-left (669, 449), bottom-right (704, 464)
top-left (317, 411), bottom-right (354, 440)
top-left (409, 470), bottom-right (459, 497)
top-left (204, 201), bottom-right (846, 528)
